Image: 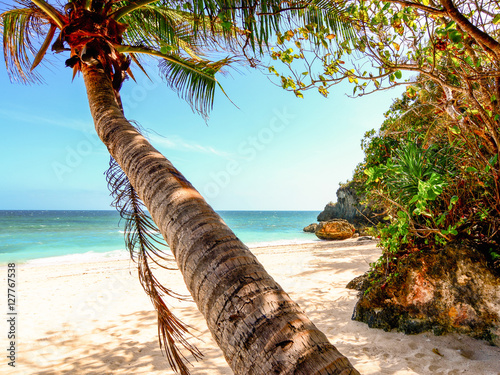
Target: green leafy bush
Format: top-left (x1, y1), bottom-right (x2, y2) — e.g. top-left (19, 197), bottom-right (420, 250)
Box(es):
top-left (353, 88), bottom-right (500, 273)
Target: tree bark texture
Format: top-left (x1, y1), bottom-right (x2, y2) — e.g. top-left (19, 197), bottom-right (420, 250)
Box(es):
top-left (81, 64), bottom-right (360, 375)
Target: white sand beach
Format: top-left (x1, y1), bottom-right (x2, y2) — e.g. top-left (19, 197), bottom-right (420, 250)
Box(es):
top-left (3, 240), bottom-right (500, 374)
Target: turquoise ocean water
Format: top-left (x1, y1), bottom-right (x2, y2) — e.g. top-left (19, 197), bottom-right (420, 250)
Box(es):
top-left (0, 210), bottom-right (319, 264)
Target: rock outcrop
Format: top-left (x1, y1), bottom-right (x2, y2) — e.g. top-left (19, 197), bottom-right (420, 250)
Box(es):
top-left (317, 182), bottom-right (382, 230)
top-left (315, 219), bottom-right (355, 241)
top-left (303, 223), bottom-right (319, 233)
top-left (349, 244), bottom-right (500, 345)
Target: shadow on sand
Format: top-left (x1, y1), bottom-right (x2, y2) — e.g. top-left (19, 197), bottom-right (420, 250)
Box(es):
top-left (23, 309), bottom-right (232, 375)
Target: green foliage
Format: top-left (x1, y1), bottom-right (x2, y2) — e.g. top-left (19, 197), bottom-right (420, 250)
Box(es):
top-left (183, 0), bottom-right (355, 54)
top-left (158, 56), bottom-right (232, 118)
top-left (270, 2), bottom-right (500, 233)
top-left (354, 86), bottom-right (500, 275)
top-left (365, 139), bottom-right (459, 250)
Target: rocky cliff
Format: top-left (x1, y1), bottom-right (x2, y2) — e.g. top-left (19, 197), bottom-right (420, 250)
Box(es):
top-left (317, 182), bottom-right (381, 228)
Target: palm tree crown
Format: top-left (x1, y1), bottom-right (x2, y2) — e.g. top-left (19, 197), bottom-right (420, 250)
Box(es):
top-left (2, 0), bottom-right (248, 115)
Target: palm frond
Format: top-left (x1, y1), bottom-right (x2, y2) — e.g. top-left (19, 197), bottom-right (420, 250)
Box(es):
top-left (30, 22), bottom-right (55, 71)
top-left (1, 6), bottom-right (48, 83)
top-left (117, 44), bottom-right (231, 117)
top-left (106, 155), bottom-right (202, 375)
top-left (121, 6), bottom-right (195, 51)
top-left (158, 54), bottom-right (231, 118)
top-left (111, 0), bottom-right (159, 21)
top-left (302, 0), bottom-right (356, 41)
top-left (30, 0), bottom-right (65, 29)
top-left (185, 0), bottom-right (354, 51)
top-left (129, 51), bottom-right (151, 78)
top-left (121, 5), bottom-right (237, 59)
top-left (115, 0), bottom-right (353, 54)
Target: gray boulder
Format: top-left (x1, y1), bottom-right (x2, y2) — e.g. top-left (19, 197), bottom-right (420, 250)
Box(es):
top-left (303, 223), bottom-right (319, 233)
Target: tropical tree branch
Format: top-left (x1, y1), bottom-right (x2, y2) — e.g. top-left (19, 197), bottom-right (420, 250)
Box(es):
top-left (439, 0), bottom-right (500, 58)
top-left (116, 44), bottom-right (229, 116)
top-left (384, 0), bottom-right (446, 16)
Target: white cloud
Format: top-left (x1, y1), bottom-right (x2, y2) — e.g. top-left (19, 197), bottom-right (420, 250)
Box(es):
top-left (148, 133), bottom-right (232, 158)
top-left (0, 107), bottom-right (90, 132)
top-left (0, 106), bottom-right (230, 157)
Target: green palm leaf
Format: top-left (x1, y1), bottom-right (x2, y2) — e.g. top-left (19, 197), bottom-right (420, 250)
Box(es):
top-left (121, 5), bottom-right (239, 61)
top-left (118, 3), bottom-right (240, 118)
top-left (184, 0), bottom-right (354, 50)
top-left (302, 0), bottom-right (356, 41)
top-left (30, 23), bottom-right (56, 70)
top-left (117, 44), bottom-right (231, 117)
top-left (121, 6), bottom-right (197, 52)
top-left (158, 54), bottom-right (232, 117)
top-left (30, 0), bottom-right (65, 28)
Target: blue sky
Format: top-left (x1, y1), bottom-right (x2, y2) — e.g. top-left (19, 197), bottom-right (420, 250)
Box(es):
top-left (0, 45), bottom-right (403, 211)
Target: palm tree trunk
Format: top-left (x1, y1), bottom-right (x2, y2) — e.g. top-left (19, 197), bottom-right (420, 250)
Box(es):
top-left (81, 63), bottom-right (360, 375)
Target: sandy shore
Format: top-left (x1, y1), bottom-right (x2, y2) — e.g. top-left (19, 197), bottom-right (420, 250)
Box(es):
top-left (2, 239), bottom-right (500, 374)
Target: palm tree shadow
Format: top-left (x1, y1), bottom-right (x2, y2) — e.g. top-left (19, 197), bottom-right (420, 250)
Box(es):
top-left (23, 309), bottom-right (233, 374)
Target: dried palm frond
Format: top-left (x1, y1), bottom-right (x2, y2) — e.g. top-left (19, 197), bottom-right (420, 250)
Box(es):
top-left (106, 155), bottom-right (202, 375)
top-left (1, 5), bottom-right (47, 83)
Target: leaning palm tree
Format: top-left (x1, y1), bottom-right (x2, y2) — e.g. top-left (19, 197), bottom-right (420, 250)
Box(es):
top-left (1, 0), bottom-right (359, 374)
